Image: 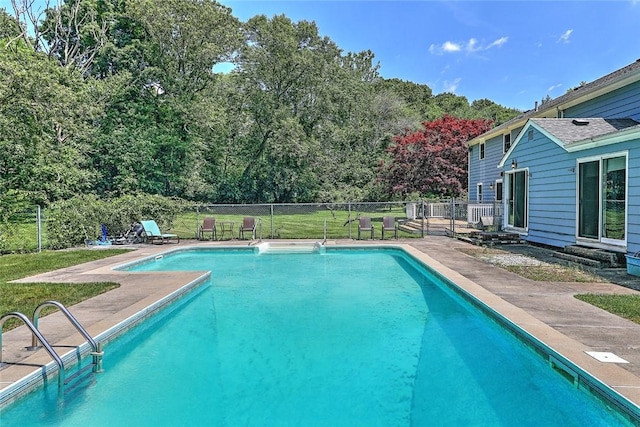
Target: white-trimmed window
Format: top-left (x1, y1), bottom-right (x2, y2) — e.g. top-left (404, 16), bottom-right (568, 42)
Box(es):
top-left (503, 134), bottom-right (511, 153)
top-left (477, 183), bottom-right (483, 202)
top-left (479, 143), bottom-right (485, 160)
top-left (495, 180), bottom-right (503, 201)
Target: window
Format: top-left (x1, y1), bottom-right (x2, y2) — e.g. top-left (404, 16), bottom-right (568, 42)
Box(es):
top-left (495, 180), bottom-right (503, 201)
top-left (503, 134), bottom-right (511, 153)
top-left (506, 170), bottom-right (527, 229)
top-left (577, 154), bottom-right (627, 244)
top-left (477, 183), bottom-right (483, 202)
top-left (479, 143), bottom-right (485, 160)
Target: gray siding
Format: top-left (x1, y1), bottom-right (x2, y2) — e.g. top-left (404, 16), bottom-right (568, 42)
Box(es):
top-left (565, 80), bottom-right (640, 121)
top-left (505, 128), bottom-right (640, 252)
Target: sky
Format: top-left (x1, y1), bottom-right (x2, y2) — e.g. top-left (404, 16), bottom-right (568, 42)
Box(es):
top-left (217, 0), bottom-right (640, 111)
top-left (3, 0), bottom-right (639, 111)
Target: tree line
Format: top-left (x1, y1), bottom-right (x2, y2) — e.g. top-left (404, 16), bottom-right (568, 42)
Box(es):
top-left (0, 0), bottom-right (520, 209)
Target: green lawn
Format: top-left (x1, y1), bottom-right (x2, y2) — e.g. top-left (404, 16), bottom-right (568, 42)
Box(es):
top-left (0, 249), bottom-right (129, 329)
top-left (575, 294), bottom-right (640, 324)
top-left (173, 206), bottom-right (417, 240)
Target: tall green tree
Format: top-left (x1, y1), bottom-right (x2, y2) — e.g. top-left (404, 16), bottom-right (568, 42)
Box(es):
top-left (86, 0), bottom-right (242, 197)
top-left (0, 42), bottom-right (96, 203)
top-left (229, 15), bottom-right (342, 202)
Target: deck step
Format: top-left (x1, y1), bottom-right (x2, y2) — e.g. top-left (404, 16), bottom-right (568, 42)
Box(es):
top-left (552, 251), bottom-right (604, 268)
top-left (562, 245), bottom-right (623, 267)
top-left (398, 220), bottom-right (427, 234)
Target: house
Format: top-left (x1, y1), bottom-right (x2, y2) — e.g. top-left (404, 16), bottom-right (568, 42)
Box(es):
top-left (467, 59), bottom-right (640, 255)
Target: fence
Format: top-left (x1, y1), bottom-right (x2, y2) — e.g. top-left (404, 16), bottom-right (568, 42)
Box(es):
top-left (0, 200), bottom-right (504, 253)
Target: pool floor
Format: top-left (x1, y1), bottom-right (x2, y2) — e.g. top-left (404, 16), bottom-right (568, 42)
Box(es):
top-left (2, 248), bottom-right (635, 426)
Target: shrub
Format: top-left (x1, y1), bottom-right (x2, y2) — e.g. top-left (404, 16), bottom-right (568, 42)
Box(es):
top-left (46, 194), bottom-right (181, 249)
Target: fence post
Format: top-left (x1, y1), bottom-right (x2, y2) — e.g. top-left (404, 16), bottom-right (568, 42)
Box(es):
top-left (451, 198), bottom-right (456, 236)
top-left (37, 205), bottom-right (42, 253)
top-left (195, 206), bottom-right (200, 239)
top-left (348, 202), bottom-right (352, 239)
top-left (421, 199), bottom-right (425, 238)
top-left (270, 204), bottom-right (274, 239)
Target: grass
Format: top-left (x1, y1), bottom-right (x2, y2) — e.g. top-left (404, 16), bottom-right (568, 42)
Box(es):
top-left (0, 249), bottom-right (129, 330)
top-left (575, 294), bottom-right (640, 324)
top-left (457, 247), bottom-right (602, 282)
top-left (500, 265), bottom-right (602, 282)
top-left (173, 207), bottom-right (418, 240)
top-left (459, 246), bottom-right (640, 325)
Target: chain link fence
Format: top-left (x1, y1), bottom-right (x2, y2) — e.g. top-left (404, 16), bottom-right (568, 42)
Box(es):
top-left (1, 200), bottom-right (504, 253)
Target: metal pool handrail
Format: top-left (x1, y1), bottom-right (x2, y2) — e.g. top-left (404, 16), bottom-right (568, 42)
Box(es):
top-left (31, 301), bottom-right (103, 373)
top-left (0, 312), bottom-right (65, 389)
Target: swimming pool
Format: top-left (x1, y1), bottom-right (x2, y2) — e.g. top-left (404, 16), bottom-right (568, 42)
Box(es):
top-left (1, 247), bottom-right (637, 425)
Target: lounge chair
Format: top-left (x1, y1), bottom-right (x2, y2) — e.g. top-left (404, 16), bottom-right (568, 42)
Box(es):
top-left (381, 216), bottom-right (398, 240)
top-left (140, 220), bottom-right (180, 244)
top-left (238, 217), bottom-right (256, 240)
top-left (198, 217), bottom-right (217, 240)
top-left (357, 216), bottom-right (374, 240)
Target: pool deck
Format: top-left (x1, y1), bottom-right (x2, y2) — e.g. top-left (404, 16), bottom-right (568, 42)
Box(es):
top-left (2, 237), bottom-right (640, 412)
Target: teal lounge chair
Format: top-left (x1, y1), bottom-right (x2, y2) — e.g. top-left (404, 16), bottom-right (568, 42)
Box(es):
top-left (140, 220), bottom-right (180, 244)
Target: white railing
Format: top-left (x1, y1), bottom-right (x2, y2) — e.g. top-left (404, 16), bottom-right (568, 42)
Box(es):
top-left (467, 203), bottom-right (500, 224)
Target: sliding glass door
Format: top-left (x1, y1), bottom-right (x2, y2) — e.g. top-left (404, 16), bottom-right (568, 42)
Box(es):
top-left (577, 154), bottom-right (627, 245)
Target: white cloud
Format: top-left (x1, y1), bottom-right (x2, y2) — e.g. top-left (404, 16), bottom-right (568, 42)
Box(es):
top-left (466, 38), bottom-right (479, 52)
top-left (488, 36), bottom-right (508, 48)
top-left (547, 83), bottom-right (563, 92)
top-left (558, 29), bottom-right (573, 43)
top-left (443, 78), bottom-right (462, 93)
top-left (429, 36), bottom-right (508, 55)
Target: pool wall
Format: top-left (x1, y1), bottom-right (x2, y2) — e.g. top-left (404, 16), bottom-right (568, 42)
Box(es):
top-left (397, 244), bottom-right (640, 425)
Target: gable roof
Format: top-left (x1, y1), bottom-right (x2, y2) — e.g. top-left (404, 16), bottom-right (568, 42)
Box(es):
top-left (469, 58), bottom-right (640, 147)
top-left (497, 117), bottom-right (640, 167)
top-left (531, 118), bottom-right (640, 144)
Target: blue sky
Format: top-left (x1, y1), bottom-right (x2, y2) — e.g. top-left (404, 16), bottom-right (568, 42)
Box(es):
top-left (219, 1), bottom-right (640, 111)
top-left (3, 0), bottom-right (639, 111)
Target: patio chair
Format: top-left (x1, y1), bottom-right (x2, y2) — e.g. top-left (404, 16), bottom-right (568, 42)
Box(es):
top-left (357, 216), bottom-right (374, 240)
top-left (381, 216), bottom-right (398, 240)
top-left (140, 220), bottom-right (180, 244)
top-left (198, 217), bottom-right (217, 240)
top-left (238, 217), bottom-right (256, 240)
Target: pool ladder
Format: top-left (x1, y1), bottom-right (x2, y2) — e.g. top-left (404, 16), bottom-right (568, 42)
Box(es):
top-left (0, 301), bottom-right (103, 390)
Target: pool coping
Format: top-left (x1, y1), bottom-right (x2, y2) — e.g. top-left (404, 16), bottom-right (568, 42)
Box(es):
top-left (1, 238), bottom-right (640, 421)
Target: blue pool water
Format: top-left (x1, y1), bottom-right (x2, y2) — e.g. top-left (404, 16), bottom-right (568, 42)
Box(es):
top-left (1, 248), bottom-right (633, 426)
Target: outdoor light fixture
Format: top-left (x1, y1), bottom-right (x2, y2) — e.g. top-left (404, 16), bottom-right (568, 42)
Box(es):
top-left (489, 183), bottom-right (494, 190)
top-left (511, 159), bottom-right (517, 169)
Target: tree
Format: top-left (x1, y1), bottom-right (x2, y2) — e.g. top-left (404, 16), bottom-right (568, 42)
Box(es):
top-left (0, 42), bottom-right (96, 203)
top-left (469, 98), bottom-right (520, 126)
top-left (0, 9), bottom-right (22, 40)
top-left (378, 116), bottom-right (493, 198)
top-left (85, 0), bottom-right (242, 198)
top-left (130, 0), bottom-right (242, 96)
top-left (229, 14), bottom-right (345, 202)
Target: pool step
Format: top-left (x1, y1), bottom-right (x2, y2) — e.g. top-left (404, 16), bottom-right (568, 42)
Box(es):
top-left (257, 242), bottom-right (324, 254)
top-left (63, 363), bottom-right (98, 397)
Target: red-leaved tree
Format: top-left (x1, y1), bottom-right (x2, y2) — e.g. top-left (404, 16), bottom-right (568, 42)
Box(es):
top-left (378, 115), bottom-right (493, 198)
